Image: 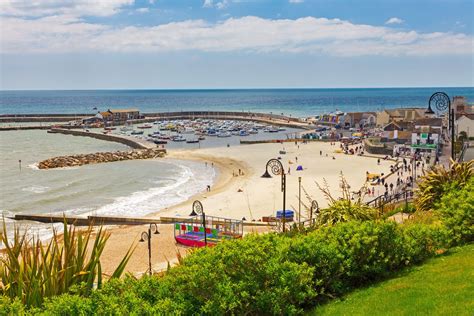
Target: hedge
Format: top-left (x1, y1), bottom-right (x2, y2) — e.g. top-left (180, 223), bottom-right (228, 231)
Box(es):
top-left (0, 220), bottom-right (452, 316)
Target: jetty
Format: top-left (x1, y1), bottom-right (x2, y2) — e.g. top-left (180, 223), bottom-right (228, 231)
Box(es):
top-left (48, 128), bottom-right (157, 149)
top-left (11, 214), bottom-right (270, 227)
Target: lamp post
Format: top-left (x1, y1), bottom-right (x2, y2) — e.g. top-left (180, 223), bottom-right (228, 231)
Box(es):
top-left (298, 176), bottom-right (302, 225)
top-left (262, 158), bottom-right (287, 232)
top-left (190, 200), bottom-right (206, 246)
top-left (139, 223), bottom-right (160, 276)
top-left (426, 92), bottom-right (454, 160)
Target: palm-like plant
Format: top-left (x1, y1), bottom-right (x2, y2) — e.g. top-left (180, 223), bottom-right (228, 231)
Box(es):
top-left (414, 159), bottom-right (473, 212)
top-left (0, 220), bottom-right (135, 307)
top-left (312, 173), bottom-right (378, 226)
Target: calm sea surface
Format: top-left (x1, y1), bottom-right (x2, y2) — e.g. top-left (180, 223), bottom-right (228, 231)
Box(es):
top-left (1, 87), bottom-right (473, 116)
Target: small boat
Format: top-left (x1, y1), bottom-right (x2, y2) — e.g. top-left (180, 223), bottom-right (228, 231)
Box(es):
top-left (217, 132), bottom-right (231, 138)
top-left (249, 129), bottom-right (258, 134)
top-left (131, 130), bottom-right (144, 135)
top-left (137, 124), bottom-right (153, 129)
top-left (186, 138), bottom-right (199, 143)
top-left (239, 130), bottom-right (250, 136)
top-left (172, 135), bottom-right (186, 142)
top-left (154, 139), bottom-right (168, 145)
top-left (198, 136), bottom-right (206, 140)
top-left (278, 127), bottom-right (286, 131)
top-left (104, 127), bottom-right (116, 131)
top-left (268, 127), bottom-right (279, 133)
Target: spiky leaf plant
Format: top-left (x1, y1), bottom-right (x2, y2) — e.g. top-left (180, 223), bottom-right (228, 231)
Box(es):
top-left (0, 220), bottom-right (135, 307)
top-left (414, 159), bottom-right (473, 212)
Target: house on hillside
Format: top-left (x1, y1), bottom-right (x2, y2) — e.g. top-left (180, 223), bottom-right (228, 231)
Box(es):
top-left (339, 112), bottom-right (376, 128)
top-left (381, 121), bottom-right (413, 142)
top-left (410, 117), bottom-right (443, 158)
top-left (376, 108), bottom-right (426, 127)
top-left (456, 114), bottom-right (474, 138)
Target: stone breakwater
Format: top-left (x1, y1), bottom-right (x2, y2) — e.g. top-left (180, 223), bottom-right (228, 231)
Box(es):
top-left (38, 148), bottom-right (166, 169)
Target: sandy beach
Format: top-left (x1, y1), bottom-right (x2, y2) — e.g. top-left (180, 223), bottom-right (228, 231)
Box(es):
top-left (99, 140), bottom-right (394, 276)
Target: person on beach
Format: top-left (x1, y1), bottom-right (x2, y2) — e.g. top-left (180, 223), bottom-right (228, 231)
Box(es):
top-left (207, 185), bottom-right (211, 192)
top-left (288, 167), bottom-right (291, 175)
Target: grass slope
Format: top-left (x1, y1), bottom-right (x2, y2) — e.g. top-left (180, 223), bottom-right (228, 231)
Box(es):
top-left (312, 243), bottom-right (474, 316)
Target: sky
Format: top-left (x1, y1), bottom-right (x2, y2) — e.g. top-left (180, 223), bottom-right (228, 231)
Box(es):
top-left (0, 0), bottom-right (473, 90)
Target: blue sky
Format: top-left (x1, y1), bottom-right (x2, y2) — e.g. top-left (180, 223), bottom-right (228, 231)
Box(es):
top-left (0, 0), bottom-right (473, 89)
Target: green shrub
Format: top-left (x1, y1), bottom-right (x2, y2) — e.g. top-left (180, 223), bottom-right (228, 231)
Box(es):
top-left (436, 178), bottom-right (474, 245)
top-left (32, 219), bottom-right (452, 315)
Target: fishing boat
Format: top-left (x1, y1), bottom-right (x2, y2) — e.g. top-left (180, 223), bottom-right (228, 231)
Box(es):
top-left (268, 126), bottom-right (279, 133)
top-left (172, 135), bottom-right (186, 142)
top-left (217, 132), bottom-right (231, 138)
top-left (186, 138), bottom-right (199, 143)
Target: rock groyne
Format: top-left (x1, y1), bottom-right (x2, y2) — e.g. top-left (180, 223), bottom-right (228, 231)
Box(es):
top-left (38, 148), bottom-right (166, 169)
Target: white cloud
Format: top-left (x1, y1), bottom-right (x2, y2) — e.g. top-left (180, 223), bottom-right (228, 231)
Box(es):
top-left (1, 15), bottom-right (472, 57)
top-left (203, 0), bottom-right (229, 9)
top-left (385, 17), bottom-right (404, 25)
top-left (136, 7), bottom-right (149, 13)
top-left (289, 0), bottom-right (304, 3)
top-left (0, 0), bottom-right (134, 17)
top-left (203, 0), bottom-right (214, 8)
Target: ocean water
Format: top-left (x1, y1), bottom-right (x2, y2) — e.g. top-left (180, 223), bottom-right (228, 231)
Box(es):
top-left (0, 130), bottom-right (215, 239)
top-left (1, 87), bottom-right (473, 117)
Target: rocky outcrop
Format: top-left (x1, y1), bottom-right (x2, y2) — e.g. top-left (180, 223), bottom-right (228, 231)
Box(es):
top-left (38, 148), bottom-right (166, 169)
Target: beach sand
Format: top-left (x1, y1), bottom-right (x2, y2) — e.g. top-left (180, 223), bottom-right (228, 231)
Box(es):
top-left (100, 141), bottom-right (394, 275)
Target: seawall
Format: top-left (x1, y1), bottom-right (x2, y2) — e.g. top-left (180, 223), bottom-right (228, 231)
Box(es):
top-left (47, 128), bottom-right (156, 149)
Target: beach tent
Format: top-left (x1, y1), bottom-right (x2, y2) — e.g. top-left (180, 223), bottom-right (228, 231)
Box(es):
top-left (296, 165), bottom-right (303, 171)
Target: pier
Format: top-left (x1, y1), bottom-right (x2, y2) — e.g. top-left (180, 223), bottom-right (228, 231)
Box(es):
top-left (47, 128), bottom-right (157, 149)
top-left (11, 214), bottom-right (270, 227)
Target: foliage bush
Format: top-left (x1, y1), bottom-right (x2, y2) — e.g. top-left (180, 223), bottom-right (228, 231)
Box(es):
top-left (18, 219), bottom-right (452, 315)
top-left (414, 160), bottom-right (473, 212)
top-left (435, 177), bottom-right (474, 245)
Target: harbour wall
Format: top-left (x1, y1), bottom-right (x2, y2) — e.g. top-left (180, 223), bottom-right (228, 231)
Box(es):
top-left (1, 111), bottom-right (313, 130)
top-left (47, 128), bottom-right (157, 149)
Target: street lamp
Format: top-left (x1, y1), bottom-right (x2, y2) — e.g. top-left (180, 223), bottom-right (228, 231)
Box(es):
top-left (426, 92), bottom-right (454, 160)
top-left (189, 200), bottom-right (207, 246)
top-left (262, 158), bottom-right (287, 232)
top-left (139, 223), bottom-right (160, 276)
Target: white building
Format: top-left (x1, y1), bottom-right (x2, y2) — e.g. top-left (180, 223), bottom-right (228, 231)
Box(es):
top-left (456, 114), bottom-right (474, 138)
top-left (411, 127), bottom-right (440, 157)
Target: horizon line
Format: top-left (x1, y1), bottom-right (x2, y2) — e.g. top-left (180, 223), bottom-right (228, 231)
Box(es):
top-left (1, 85), bottom-right (473, 92)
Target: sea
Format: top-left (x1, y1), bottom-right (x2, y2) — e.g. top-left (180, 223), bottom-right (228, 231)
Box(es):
top-left (1, 87), bottom-right (473, 239)
top-left (1, 87), bottom-right (473, 116)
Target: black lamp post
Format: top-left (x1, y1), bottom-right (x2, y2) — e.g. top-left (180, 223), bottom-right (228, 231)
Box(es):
top-left (189, 200), bottom-right (207, 246)
top-left (426, 92), bottom-right (454, 160)
top-left (139, 223), bottom-right (160, 276)
top-left (262, 158), bottom-right (287, 232)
